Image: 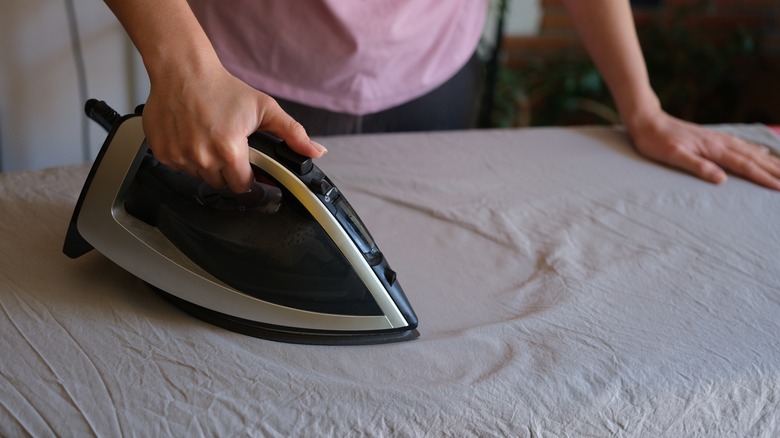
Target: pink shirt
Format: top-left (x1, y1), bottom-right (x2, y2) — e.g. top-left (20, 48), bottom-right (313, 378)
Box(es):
top-left (188, 0), bottom-right (488, 115)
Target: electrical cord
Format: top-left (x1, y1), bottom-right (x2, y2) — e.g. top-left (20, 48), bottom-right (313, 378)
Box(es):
top-left (64, 0), bottom-right (91, 162)
top-left (479, 0), bottom-right (508, 128)
top-left (0, 107), bottom-right (4, 171)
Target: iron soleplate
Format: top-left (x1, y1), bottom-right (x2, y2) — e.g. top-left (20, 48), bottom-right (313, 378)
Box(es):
top-left (155, 287), bottom-right (420, 345)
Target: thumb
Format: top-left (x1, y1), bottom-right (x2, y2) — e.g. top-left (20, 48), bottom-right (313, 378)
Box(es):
top-left (257, 97), bottom-right (328, 158)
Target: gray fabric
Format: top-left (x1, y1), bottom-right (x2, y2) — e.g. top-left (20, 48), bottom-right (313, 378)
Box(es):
top-left (1, 125), bottom-right (779, 436)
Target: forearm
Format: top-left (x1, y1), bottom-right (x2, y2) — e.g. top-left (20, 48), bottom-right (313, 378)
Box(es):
top-left (562, 0), bottom-right (660, 130)
top-left (103, 0), bottom-right (221, 83)
top-left (102, 0), bottom-right (324, 193)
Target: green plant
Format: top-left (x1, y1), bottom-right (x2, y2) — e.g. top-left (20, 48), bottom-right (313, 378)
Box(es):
top-left (481, 1), bottom-right (759, 128)
top-left (492, 52), bottom-right (617, 128)
top-left (639, 2), bottom-right (757, 123)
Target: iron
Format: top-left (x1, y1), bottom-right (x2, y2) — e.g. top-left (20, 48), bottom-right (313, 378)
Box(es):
top-left (64, 100), bottom-right (419, 345)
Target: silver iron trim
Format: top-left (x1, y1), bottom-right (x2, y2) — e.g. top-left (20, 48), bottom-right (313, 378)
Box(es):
top-left (76, 117), bottom-right (398, 332)
top-left (247, 148), bottom-right (409, 328)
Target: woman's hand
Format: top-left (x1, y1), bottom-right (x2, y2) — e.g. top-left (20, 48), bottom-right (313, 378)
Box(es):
top-left (560, 0), bottom-right (780, 191)
top-left (142, 61), bottom-right (326, 193)
top-left (627, 111), bottom-right (780, 191)
top-left (103, 0), bottom-right (326, 194)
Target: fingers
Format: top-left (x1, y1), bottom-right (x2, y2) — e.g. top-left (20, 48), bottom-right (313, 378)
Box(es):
top-left (193, 142), bottom-right (254, 193)
top-left (256, 97), bottom-right (328, 158)
top-left (708, 140), bottom-right (780, 191)
top-left (633, 114), bottom-right (780, 191)
top-left (152, 136), bottom-right (254, 193)
top-left (142, 79), bottom-right (324, 194)
top-left (664, 148), bottom-right (728, 185)
top-left (195, 163), bottom-right (253, 194)
top-left (220, 142), bottom-right (254, 194)
top-left (197, 168), bottom-right (228, 190)
top-left (734, 142), bottom-right (780, 179)
top-left (172, 163), bottom-right (252, 194)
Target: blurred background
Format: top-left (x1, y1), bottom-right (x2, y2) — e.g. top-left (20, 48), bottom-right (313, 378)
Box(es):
top-left (1, 0), bottom-right (778, 172)
top-left (479, 0), bottom-right (780, 129)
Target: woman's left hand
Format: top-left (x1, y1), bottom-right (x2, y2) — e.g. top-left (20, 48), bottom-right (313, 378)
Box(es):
top-left (627, 111), bottom-right (780, 191)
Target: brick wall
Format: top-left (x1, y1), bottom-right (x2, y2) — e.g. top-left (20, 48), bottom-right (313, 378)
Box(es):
top-left (498, 0), bottom-right (780, 124)
top-left (505, 0), bottom-right (780, 62)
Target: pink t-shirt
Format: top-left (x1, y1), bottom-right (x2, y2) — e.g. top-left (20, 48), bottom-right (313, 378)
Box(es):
top-left (187, 0), bottom-right (488, 115)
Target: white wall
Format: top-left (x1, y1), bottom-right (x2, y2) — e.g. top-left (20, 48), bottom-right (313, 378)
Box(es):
top-left (0, 0), bottom-right (539, 172)
top-left (0, 0), bottom-right (149, 172)
top-left (482, 0), bottom-right (542, 56)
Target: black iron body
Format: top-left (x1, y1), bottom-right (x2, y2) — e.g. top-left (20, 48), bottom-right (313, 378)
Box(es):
top-left (63, 100), bottom-right (418, 345)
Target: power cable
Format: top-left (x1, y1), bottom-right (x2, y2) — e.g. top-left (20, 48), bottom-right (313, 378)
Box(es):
top-left (64, 0), bottom-right (91, 162)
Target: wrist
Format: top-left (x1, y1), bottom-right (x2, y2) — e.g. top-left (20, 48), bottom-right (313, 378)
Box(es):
top-left (616, 91), bottom-right (663, 135)
top-left (105, 0), bottom-right (223, 87)
top-left (143, 36), bottom-right (223, 86)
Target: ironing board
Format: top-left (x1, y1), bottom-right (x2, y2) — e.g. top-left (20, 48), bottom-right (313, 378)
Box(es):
top-left (1, 124), bottom-right (779, 436)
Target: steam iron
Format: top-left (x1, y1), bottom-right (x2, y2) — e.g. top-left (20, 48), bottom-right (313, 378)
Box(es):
top-left (63, 100), bottom-right (418, 345)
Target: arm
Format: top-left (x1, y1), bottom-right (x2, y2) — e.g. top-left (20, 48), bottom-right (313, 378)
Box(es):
top-left (562, 0), bottom-right (780, 191)
top-left (103, 0), bottom-right (326, 192)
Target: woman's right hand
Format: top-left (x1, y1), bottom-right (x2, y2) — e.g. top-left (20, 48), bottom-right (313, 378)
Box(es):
top-left (103, 0), bottom-right (326, 194)
top-left (142, 60), bottom-right (327, 193)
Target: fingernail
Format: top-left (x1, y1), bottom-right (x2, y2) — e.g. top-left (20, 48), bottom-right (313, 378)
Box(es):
top-left (312, 140), bottom-right (328, 155)
top-left (709, 169), bottom-right (727, 185)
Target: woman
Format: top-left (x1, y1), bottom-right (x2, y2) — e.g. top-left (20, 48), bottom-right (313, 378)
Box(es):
top-left (104, 0), bottom-right (780, 193)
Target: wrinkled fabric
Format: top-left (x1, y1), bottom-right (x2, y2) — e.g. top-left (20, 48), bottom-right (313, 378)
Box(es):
top-left (1, 125), bottom-right (779, 436)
